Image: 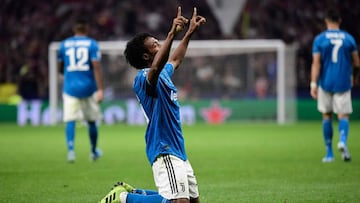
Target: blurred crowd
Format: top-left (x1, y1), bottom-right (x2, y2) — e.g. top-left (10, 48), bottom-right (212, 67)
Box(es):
top-left (0, 0), bottom-right (359, 102)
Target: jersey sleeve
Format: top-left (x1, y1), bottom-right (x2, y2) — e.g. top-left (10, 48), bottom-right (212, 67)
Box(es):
top-left (164, 63), bottom-right (175, 77)
top-left (136, 70), bottom-right (157, 97)
top-left (312, 35), bottom-right (321, 54)
top-left (90, 40), bottom-right (101, 61)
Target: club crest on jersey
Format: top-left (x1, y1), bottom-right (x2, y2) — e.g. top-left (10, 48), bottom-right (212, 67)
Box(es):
top-left (170, 90), bottom-right (178, 101)
top-left (142, 69), bottom-right (148, 76)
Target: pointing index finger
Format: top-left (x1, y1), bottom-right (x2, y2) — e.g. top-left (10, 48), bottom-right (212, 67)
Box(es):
top-left (193, 7), bottom-right (197, 17)
top-left (177, 6), bottom-right (182, 17)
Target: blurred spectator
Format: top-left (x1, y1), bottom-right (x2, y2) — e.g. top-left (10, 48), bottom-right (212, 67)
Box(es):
top-left (17, 58), bottom-right (41, 100)
top-left (254, 76), bottom-right (269, 99)
top-left (1, 0), bottom-right (360, 100)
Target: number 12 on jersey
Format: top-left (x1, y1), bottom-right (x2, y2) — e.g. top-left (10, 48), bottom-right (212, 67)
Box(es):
top-left (65, 47), bottom-right (90, 71)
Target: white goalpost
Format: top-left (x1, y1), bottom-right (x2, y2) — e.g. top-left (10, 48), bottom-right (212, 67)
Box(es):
top-left (48, 39), bottom-right (296, 125)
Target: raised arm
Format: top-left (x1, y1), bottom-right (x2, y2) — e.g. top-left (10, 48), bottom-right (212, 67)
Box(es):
top-left (147, 7), bottom-right (188, 86)
top-left (169, 7), bottom-right (206, 69)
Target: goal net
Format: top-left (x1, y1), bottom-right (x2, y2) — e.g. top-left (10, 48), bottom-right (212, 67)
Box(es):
top-left (48, 40), bottom-right (296, 125)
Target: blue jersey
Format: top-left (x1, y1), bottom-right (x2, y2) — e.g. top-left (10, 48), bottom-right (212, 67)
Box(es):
top-left (133, 63), bottom-right (187, 165)
top-left (312, 29), bottom-right (357, 92)
top-left (58, 36), bottom-right (101, 98)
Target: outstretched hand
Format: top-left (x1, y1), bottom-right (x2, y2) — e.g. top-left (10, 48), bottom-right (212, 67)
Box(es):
top-left (187, 7), bottom-right (206, 34)
top-left (167, 7), bottom-right (207, 70)
top-left (172, 7), bottom-right (188, 34)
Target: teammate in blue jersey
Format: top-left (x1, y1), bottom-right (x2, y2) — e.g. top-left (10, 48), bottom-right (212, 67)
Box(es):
top-left (99, 7), bottom-right (206, 203)
top-left (310, 9), bottom-right (360, 163)
top-left (58, 18), bottom-right (104, 162)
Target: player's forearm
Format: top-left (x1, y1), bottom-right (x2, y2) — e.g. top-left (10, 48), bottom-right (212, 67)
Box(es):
top-left (170, 35), bottom-right (191, 68)
top-left (310, 53), bottom-right (321, 88)
top-left (169, 24), bottom-right (198, 68)
top-left (354, 66), bottom-right (360, 85)
top-left (310, 63), bottom-right (320, 88)
top-left (148, 32), bottom-right (176, 85)
top-left (352, 51), bottom-right (360, 67)
top-left (93, 62), bottom-right (104, 91)
top-left (152, 32), bottom-right (175, 69)
top-left (311, 65), bottom-right (319, 83)
top-left (351, 52), bottom-right (360, 85)
top-left (95, 75), bottom-right (103, 91)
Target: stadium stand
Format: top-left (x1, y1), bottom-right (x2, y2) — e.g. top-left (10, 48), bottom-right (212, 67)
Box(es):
top-left (0, 0), bottom-right (359, 101)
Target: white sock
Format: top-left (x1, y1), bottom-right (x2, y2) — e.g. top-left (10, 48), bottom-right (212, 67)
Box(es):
top-left (120, 192), bottom-right (128, 203)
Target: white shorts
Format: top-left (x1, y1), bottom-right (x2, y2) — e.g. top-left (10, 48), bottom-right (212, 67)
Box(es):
top-left (317, 87), bottom-right (352, 114)
top-left (152, 154), bottom-right (199, 200)
top-left (62, 93), bottom-right (102, 122)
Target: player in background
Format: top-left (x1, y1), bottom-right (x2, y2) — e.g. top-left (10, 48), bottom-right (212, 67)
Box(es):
top-left (58, 17), bottom-right (104, 162)
top-left (99, 7), bottom-right (206, 203)
top-left (310, 8), bottom-right (360, 163)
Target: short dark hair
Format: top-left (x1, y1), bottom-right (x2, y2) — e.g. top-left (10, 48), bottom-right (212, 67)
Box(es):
top-left (325, 8), bottom-right (341, 23)
top-left (74, 16), bottom-right (89, 33)
top-left (124, 33), bottom-right (154, 69)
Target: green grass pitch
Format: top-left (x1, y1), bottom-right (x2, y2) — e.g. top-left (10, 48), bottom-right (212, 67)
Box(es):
top-left (1, 122), bottom-right (360, 203)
